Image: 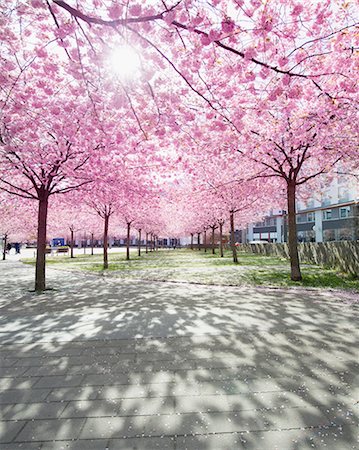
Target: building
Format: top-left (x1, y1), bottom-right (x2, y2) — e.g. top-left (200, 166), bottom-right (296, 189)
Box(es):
top-left (243, 172), bottom-right (359, 243)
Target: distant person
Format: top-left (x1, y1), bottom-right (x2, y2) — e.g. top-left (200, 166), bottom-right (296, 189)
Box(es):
top-left (14, 243), bottom-right (20, 254)
top-left (6, 243), bottom-right (12, 253)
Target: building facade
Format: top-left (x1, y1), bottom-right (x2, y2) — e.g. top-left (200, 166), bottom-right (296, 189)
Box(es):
top-left (242, 173), bottom-right (359, 243)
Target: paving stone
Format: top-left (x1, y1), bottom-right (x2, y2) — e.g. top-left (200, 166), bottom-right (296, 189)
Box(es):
top-left (94, 384), bottom-right (169, 400)
top-left (79, 416), bottom-right (145, 439)
top-left (0, 367), bottom-right (30, 377)
top-left (46, 387), bottom-right (98, 402)
top-left (1, 402), bottom-right (68, 420)
top-left (82, 340), bottom-right (137, 351)
top-left (107, 436), bottom-right (175, 449)
top-left (127, 371), bottom-right (175, 384)
top-left (0, 420), bottom-right (26, 444)
top-left (22, 367), bottom-right (70, 377)
top-left (6, 357), bottom-right (54, 368)
top-left (176, 432), bottom-right (247, 449)
top-left (0, 443), bottom-right (41, 449)
top-left (175, 394), bottom-right (231, 413)
top-left (83, 373), bottom-right (131, 386)
top-left (0, 377), bottom-right (40, 390)
top-left (0, 358), bottom-right (18, 368)
top-left (0, 388), bottom-right (51, 404)
top-left (14, 418), bottom-right (86, 442)
top-left (34, 375), bottom-right (84, 389)
top-left (40, 440), bottom-right (109, 449)
top-left (61, 397), bottom-right (175, 418)
top-left (239, 426), bottom-right (354, 450)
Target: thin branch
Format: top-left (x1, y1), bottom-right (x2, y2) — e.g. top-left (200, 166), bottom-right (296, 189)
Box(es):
top-left (0, 180), bottom-right (38, 199)
top-left (51, 179), bottom-right (93, 194)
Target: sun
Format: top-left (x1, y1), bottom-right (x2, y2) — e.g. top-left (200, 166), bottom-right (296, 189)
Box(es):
top-left (109, 45), bottom-right (141, 79)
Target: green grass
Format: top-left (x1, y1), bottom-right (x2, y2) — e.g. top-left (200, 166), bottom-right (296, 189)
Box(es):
top-left (21, 248), bottom-right (359, 292)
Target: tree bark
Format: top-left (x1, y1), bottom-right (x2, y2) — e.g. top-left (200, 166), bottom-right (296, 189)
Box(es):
top-left (103, 214), bottom-right (109, 269)
top-left (70, 228), bottom-right (74, 258)
top-left (91, 232), bottom-right (94, 256)
top-left (35, 192), bottom-right (49, 291)
top-left (2, 233), bottom-right (7, 260)
top-left (138, 229), bottom-right (141, 257)
top-left (287, 180), bottom-right (302, 281)
top-left (145, 232), bottom-right (148, 253)
top-left (126, 222), bottom-right (131, 260)
top-left (204, 229), bottom-right (207, 253)
top-left (211, 226), bottom-right (216, 254)
top-left (190, 233), bottom-right (193, 250)
top-left (219, 222), bottom-right (224, 257)
top-left (230, 211), bottom-right (238, 263)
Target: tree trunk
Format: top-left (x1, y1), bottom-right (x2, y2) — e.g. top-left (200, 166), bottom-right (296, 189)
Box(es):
top-left (2, 234), bottom-right (7, 260)
top-left (287, 181), bottom-right (302, 281)
top-left (145, 232), bottom-right (148, 253)
top-left (91, 233), bottom-right (94, 256)
top-left (197, 232), bottom-right (201, 250)
top-left (126, 222), bottom-right (131, 260)
top-left (103, 214), bottom-right (109, 270)
top-left (35, 193), bottom-right (49, 291)
top-left (230, 211), bottom-right (238, 264)
top-left (211, 226), bottom-right (216, 255)
top-left (219, 222), bottom-right (224, 257)
top-left (190, 233), bottom-right (193, 250)
top-left (138, 229), bottom-right (141, 257)
top-left (70, 228), bottom-right (74, 258)
top-left (204, 229), bottom-right (207, 253)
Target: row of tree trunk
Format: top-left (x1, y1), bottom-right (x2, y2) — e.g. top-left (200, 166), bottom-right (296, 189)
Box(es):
top-left (189, 185), bottom-right (301, 281)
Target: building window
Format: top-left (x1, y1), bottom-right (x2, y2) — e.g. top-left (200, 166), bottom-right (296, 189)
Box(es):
top-left (297, 230), bottom-right (315, 243)
top-left (323, 210), bottom-right (332, 220)
top-left (340, 207), bottom-right (350, 218)
top-left (323, 229), bottom-right (335, 241)
top-left (307, 212), bottom-right (314, 222)
top-left (338, 228), bottom-right (354, 241)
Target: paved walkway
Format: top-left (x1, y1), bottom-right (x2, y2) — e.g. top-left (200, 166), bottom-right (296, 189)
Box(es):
top-left (0, 260), bottom-right (358, 449)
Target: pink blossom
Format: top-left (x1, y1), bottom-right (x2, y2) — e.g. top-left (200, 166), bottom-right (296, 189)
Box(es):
top-left (278, 56), bottom-right (289, 67)
top-left (36, 47), bottom-right (47, 58)
top-left (221, 19), bottom-right (235, 33)
top-left (200, 34), bottom-right (212, 46)
top-left (209, 30), bottom-right (222, 42)
top-left (129, 4), bottom-right (141, 16)
top-left (31, 0), bottom-right (43, 7)
top-left (292, 4), bottom-right (304, 16)
top-left (108, 4), bottom-right (122, 20)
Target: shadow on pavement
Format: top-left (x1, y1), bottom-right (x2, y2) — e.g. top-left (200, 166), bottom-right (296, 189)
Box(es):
top-left (0, 260), bottom-right (358, 449)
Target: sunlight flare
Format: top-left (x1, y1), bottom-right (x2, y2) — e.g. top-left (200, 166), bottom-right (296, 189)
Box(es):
top-left (109, 45), bottom-right (141, 79)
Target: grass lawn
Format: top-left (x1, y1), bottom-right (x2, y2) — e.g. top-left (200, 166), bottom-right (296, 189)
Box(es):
top-left (21, 248), bottom-right (359, 292)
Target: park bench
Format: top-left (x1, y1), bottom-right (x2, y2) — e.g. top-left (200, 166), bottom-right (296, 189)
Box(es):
top-left (56, 246), bottom-right (69, 254)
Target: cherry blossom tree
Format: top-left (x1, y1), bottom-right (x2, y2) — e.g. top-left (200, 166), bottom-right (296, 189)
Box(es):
top-left (1, 0), bottom-right (357, 290)
top-left (241, 89), bottom-right (357, 280)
